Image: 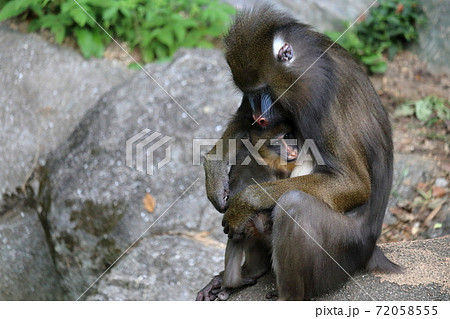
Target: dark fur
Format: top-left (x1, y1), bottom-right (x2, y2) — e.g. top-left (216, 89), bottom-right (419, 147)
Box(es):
top-left (199, 5), bottom-right (400, 301)
top-left (221, 132), bottom-right (289, 299)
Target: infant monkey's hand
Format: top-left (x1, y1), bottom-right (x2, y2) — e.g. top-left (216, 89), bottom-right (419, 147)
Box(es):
top-left (243, 212), bottom-right (273, 238)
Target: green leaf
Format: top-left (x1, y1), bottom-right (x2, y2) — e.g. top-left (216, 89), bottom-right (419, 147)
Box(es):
top-left (415, 100), bottom-right (433, 121)
top-left (141, 46), bottom-right (155, 63)
top-left (154, 44), bottom-right (168, 59)
top-left (361, 54), bottom-right (382, 65)
top-left (434, 223), bottom-right (442, 229)
top-left (395, 103), bottom-right (415, 117)
top-left (102, 6), bottom-right (118, 21)
top-left (140, 30), bottom-right (155, 47)
top-left (29, 3), bottom-right (43, 16)
top-left (369, 61), bottom-right (387, 74)
top-left (74, 29), bottom-right (104, 58)
top-left (172, 24), bottom-right (186, 42)
top-left (27, 18), bottom-right (42, 31)
top-left (324, 31), bottom-right (341, 42)
top-left (436, 105), bottom-right (450, 120)
top-left (119, 6), bottom-right (132, 18)
top-left (387, 46), bottom-right (398, 60)
top-left (52, 24), bottom-right (66, 44)
top-left (128, 62), bottom-right (141, 70)
top-left (155, 28), bottom-right (174, 48)
top-left (70, 7), bottom-right (88, 27)
top-left (0, 0), bottom-right (35, 21)
top-left (196, 40), bottom-right (213, 48)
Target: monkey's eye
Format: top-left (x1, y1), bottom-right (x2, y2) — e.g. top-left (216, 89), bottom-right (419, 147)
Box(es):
top-left (284, 132), bottom-right (295, 139)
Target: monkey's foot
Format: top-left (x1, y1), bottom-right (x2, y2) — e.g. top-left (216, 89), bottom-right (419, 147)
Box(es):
top-left (196, 275), bottom-right (223, 301)
top-left (265, 290), bottom-right (278, 300)
top-left (217, 278), bottom-right (257, 301)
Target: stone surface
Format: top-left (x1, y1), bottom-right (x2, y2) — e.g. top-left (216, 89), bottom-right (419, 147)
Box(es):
top-left (44, 48), bottom-right (239, 299)
top-left (224, 0), bottom-right (375, 31)
top-left (417, 0), bottom-right (450, 75)
top-left (0, 188), bottom-right (64, 300)
top-left (85, 235), bottom-right (224, 301)
top-left (229, 236), bottom-right (450, 301)
top-left (0, 24), bottom-right (130, 202)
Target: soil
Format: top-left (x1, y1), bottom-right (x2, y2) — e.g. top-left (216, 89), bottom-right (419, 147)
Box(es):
top-left (370, 51), bottom-right (449, 243)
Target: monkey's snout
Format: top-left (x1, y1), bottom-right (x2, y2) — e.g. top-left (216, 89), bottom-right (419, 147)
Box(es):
top-left (254, 116), bottom-right (269, 127)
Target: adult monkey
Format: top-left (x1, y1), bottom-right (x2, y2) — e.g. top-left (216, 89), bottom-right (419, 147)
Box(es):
top-left (198, 5), bottom-right (399, 301)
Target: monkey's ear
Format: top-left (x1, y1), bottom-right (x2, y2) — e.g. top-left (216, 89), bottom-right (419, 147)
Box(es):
top-left (277, 43), bottom-right (293, 62)
top-left (273, 36), bottom-right (294, 62)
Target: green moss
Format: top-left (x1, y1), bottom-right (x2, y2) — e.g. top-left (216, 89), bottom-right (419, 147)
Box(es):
top-left (96, 238), bottom-right (122, 268)
top-left (64, 199), bottom-right (74, 207)
top-left (90, 148), bottom-right (101, 156)
top-left (70, 200), bottom-right (123, 236)
top-left (58, 231), bottom-right (79, 252)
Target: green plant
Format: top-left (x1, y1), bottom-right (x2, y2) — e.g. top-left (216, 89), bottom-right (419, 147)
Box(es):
top-left (395, 96), bottom-right (450, 126)
top-left (325, 28), bottom-right (386, 74)
top-left (0, 0), bottom-right (235, 62)
top-left (325, 0), bottom-right (426, 73)
top-left (356, 0), bottom-right (426, 60)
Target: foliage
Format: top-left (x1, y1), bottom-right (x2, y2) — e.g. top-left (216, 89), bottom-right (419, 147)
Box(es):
top-left (0, 0), bottom-right (235, 62)
top-left (356, 0), bottom-right (426, 60)
top-left (326, 0), bottom-right (426, 73)
top-left (325, 28), bottom-right (386, 74)
top-left (395, 96), bottom-right (450, 126)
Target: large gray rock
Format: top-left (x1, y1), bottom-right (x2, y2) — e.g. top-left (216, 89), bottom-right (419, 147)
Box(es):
top-left (0, 24), bottom-right (130, 202)
top-left (0, 185), bottom-right (64, 300)
top-left (224, 0), bottom-right (374, 31)
top-left (44, 48), bottom-right (240, 299)
top-left (229, 236), bottom-right (450, 301)
top-left (85, 235), bottom-right (224, 301)
top-left (417, 0), bottom-right (450, 74)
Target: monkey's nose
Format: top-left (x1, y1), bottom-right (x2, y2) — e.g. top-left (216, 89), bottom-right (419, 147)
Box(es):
top-left (256, 117), bottom-right (269, 127)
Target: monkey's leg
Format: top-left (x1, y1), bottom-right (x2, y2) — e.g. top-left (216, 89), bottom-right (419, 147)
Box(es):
top-left (223, 238), bottom-right (245, 288)
top-left (241, 238), bottom-right (272, 281)
top-left (271, 190), bottom-right (369, 301)
top-left (218, 238), bottom-right (263, 301)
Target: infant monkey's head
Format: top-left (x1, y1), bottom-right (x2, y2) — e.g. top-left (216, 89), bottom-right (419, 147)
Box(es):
top-left (252, 123), bottom-right (299, 175)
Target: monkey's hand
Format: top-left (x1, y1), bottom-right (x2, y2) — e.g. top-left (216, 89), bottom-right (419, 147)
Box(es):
top-left (204, 157), bottom-right (230, 213)
top-left (222, 184), bottom-right (275, 239)
top-left (196, 274), bottom-right (223, 301)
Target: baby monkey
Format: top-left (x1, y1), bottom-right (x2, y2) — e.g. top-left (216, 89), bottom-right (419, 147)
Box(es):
top-left (217, 123), bottom-right (314, 300)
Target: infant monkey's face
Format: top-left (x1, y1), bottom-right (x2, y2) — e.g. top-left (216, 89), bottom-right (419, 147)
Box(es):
top-left (269, 131), bottom-right (299, 162)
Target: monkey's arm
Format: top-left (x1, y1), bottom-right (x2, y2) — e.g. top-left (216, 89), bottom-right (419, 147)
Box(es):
top-left (204, 101), bottom-right (253, 212)
top-left (223, 172), bottom-right (370, 236)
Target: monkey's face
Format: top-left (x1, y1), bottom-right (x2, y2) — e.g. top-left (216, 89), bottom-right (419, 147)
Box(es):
top-left (225, 31), bottom-right (295, 128)
top-left (224, 6), bottom-right (332, 128)
top-left (268, 132), bottom-right (299, 163)
top-left (252, 123), bottom-right (299, 174)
